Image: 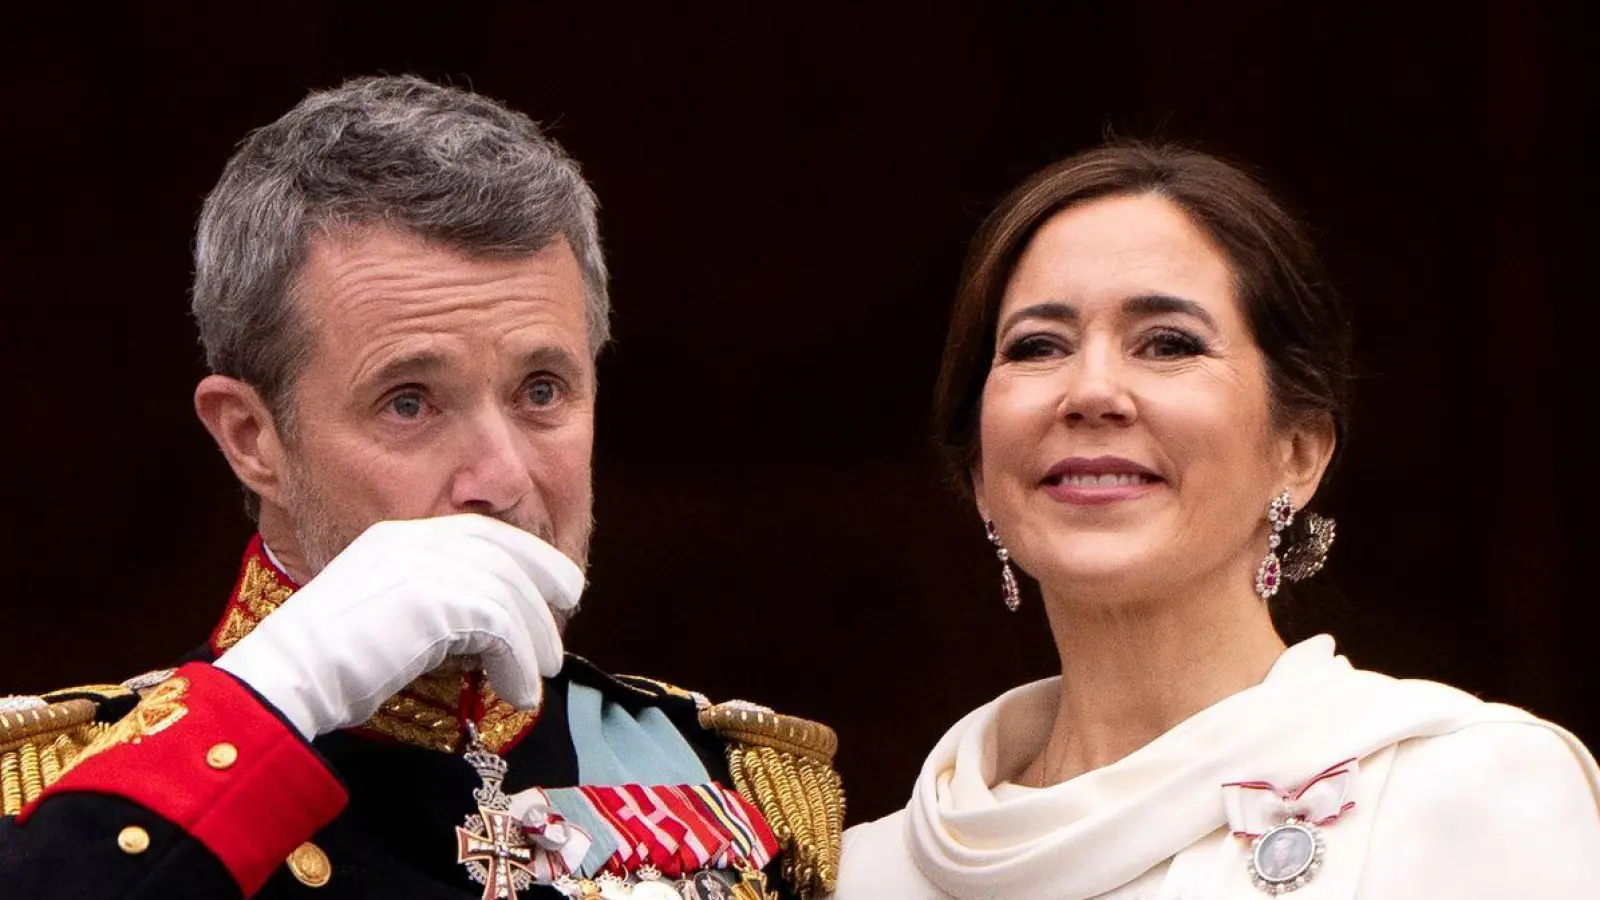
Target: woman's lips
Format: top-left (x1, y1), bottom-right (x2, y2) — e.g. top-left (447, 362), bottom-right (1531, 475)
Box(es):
top-left (1040, 457), bottom-right (1164, 506)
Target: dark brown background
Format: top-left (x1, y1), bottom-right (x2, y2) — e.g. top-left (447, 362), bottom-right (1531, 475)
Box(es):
top-left (2, 2), bottom-right (1595, 822)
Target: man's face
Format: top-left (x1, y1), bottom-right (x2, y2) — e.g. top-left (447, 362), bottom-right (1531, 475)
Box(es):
top-left (271, 227), bottom-right (595, 580)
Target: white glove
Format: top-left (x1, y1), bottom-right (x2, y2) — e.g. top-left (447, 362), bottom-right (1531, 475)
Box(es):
top-left (215, 514), bottom-right (583, 740)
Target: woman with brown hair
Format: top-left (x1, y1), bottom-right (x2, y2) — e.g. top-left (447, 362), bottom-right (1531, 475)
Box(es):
top-left (831, 143), bottom-right (1599, 898)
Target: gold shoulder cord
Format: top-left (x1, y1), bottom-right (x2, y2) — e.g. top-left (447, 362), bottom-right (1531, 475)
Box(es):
top-left (699, 702), bottom-right (845, 899)
top-left (0, 696), bottom-right (111, 816)
top-left (0, 675), bottom-right (168, 817)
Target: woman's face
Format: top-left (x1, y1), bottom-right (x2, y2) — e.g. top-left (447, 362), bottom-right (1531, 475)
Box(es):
top-left (974, 192), bottom-right (1328, 605)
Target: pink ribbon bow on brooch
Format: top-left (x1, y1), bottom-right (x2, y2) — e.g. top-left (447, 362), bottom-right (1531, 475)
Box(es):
top-left (1222, 758), bottom-right (1359, 838)
top-left (507, 788), bottom-right (594, 877)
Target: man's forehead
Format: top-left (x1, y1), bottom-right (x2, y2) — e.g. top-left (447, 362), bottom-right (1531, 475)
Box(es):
top-left (291, 227), bottom-right (591, 379)
top-left (299, 225), bottom-right (578, 291)
top-left (295, 227), bottom-right (586, 319)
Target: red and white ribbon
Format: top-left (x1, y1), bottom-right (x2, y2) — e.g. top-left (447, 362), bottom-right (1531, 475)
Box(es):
top-left (507, 787), bottom-right (595, 876)
top-left (1222, 758), bottom-right (1359, 838)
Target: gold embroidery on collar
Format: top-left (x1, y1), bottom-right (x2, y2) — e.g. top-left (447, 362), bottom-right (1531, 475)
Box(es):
top-left (214, 557), bottom-right (294, 652)
top-left (358, 669), bottom-right (535, 754)
top-left (477, 694), bottom-right (537, 753)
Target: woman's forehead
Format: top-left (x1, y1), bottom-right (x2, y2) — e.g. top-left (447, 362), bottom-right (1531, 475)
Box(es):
top-left (1001, 194), bottom-right (1236, 319)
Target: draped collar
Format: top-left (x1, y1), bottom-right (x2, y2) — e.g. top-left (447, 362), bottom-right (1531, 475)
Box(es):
top-left (904, 635), bottom-right (1546, 899)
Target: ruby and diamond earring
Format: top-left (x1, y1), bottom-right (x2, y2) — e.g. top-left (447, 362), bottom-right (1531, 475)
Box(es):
top-left (1255, 490), bottom-right (1337, 601)
top-left (985, 519), bottom-right (1021, 612)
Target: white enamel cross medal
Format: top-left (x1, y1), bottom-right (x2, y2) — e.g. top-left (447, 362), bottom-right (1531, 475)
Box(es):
top-left (457, 723), bottom-right (538, 899)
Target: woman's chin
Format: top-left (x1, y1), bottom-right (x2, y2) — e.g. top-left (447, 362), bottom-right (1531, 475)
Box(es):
top-left (1023, 541), bottom-right (1182, 601)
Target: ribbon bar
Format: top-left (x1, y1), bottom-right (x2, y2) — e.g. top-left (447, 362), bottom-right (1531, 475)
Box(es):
top-left (505, 781), bottom-right (776, 881)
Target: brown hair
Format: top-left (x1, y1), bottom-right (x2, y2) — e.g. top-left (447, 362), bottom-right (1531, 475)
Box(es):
top-left (933, 140), bottom-right (1353, 492)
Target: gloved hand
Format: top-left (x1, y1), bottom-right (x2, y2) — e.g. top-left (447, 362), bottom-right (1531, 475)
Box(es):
top-left (215, 514), bottom-right (583, 740)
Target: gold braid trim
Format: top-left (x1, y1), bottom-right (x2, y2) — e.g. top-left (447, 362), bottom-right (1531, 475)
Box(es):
top-left (0, 699), bottom-right (111, 816)
top-left (701, 703), bottom-right (845, 898)
top-left (357, 667), bottom-right (536, 755)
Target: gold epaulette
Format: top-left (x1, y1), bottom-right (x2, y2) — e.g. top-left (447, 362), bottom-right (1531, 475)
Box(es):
top-left (700, 701), bottom-right (844, 899)
top-left (1, 697), bottom-right (104, 815)
top-left (1, 672), bottom-right (174, 817)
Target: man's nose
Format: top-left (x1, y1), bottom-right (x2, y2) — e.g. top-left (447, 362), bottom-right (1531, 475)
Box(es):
top-left (449, 407), bottom-right (535, 515)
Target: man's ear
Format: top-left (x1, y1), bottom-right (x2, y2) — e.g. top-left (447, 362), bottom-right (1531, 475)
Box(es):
top-left (194, 375), bottom-right (290, 507)
top-left (1281, 412), bottom-right (1337, 509)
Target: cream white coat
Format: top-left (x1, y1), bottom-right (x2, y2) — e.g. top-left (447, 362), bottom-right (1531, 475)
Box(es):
top-left (832, 637), bottom-right (1600, 899)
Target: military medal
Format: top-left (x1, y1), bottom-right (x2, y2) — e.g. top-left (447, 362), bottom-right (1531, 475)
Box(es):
top-left (457, 722), bottom-right (538, 899)
top-left (626, 866), bottom-right (682, 900)
top-left (451, 736), bottom-right (782, 900)
top-left (550, 865), bottom-right (773, 900)
top-left (726, 859), bottom-right (779, 900)
top-left (447, 669), bottom-right (780, 900)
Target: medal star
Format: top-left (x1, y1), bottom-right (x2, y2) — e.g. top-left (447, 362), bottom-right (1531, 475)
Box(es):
top-left (457, 805), bottom-right (538, 899)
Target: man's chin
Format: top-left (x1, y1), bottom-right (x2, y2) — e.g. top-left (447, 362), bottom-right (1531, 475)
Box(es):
top-left (551, 602), bottom-right (579, 637)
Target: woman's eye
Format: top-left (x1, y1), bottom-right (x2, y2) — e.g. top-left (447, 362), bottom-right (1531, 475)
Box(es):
top-left (388, 392), bottom-right (425, 418)
top-left (1002, 334), bottom-right (1067, 361)
top-left (524, 377), bottom-right (561, 407)
top-left (1140, 329), bottom-right (1207, 359)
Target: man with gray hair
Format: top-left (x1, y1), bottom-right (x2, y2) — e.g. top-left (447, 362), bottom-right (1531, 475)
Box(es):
top-left (0, 75), bottom-right (842, 900)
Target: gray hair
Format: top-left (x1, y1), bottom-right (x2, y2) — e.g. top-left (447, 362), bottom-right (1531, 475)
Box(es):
top-left (192, 74), bottom-right (610, 434)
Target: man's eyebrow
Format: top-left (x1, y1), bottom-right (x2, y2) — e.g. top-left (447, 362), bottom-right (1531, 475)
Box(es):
top-left (357, 345), bottom-right (589, 392)
top-left (518, 346), bottom-right (583, 374)
top-left (362, 352), bottom-right (447, 388)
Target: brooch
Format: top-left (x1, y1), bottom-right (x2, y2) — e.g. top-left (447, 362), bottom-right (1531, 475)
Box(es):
top-left (1223, 758), bottom-right (1357, 894)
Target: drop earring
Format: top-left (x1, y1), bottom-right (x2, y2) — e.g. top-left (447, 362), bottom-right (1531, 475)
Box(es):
top-left (985, 519), bottom-right (1021, 612)
top-left (1254, 490), bottom-right (1294, 601)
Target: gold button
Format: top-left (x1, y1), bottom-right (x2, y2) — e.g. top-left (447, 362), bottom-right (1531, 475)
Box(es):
top-left (117, 825), bottom-right (150, 854)
top-left (206, 742), bottom-right (239, 769)
top-left (287, 841), bottom-right (332, 887)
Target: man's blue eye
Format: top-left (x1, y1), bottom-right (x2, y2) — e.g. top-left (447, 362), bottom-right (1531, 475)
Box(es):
top-left (526, 380), bottom-right (558, 407)
top-left (390, 393), bottom-right (424, 417)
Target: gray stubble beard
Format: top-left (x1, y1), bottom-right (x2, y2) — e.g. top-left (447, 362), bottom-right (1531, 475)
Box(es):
top-left (279, 454), bottom-right (588, 636)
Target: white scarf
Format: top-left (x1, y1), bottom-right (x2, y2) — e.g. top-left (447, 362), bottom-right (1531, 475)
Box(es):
top-left (905, 635), bottom-right (1598, 899)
